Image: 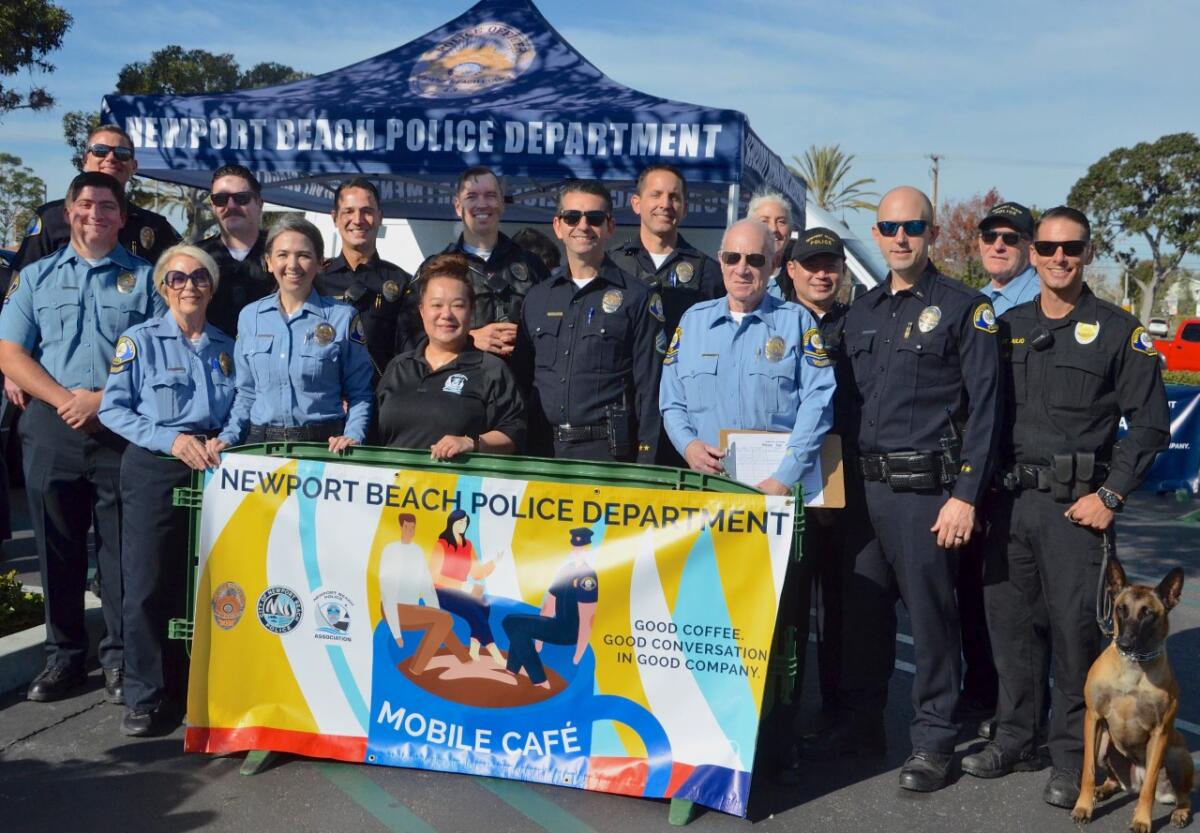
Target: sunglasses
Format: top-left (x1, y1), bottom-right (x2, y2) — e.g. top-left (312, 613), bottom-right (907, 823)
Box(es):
top-left (87, 143), bottom-right (134, 162)
top-left (211, 191), bottom-right (257, 207)
top-left (163, 268), bottom-right (214, 290)
top-left (876, 220), bottom-right (929, 237)
top-left (557, 210), bottom-right (610, 227)
top-left (718, 251), bottom-right (768, 268)
top-left (980, 230), bottom-right (1023, 246)
top-left (1033, 240), bottom-right (1088, 257)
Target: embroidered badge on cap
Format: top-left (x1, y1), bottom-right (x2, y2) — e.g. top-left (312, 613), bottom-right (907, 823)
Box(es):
top-left (1074, 321), bottom-right (1099, 345)
top-left (218, 352), bottom-right (234, 376)
top-left (765, 335), bottom-right (786, 362)
top-left (1130, 326), bottom-right (1157, 356)
top-left (116, 272), bottom-right (137, 294)
top-left (663, 326), bottom-right (682, 366)
top-left (110, 335), bottom-right (136, 373)
top-left (382, 280), bottom-right (400, 302)
top-left (649, 292), bottom-right (665, 322)
top-left (802, 327), bottom-right (830, 367)
top-left (350, 314), bottom-right (367, 344)
top-left (973, 302), bottom-right (999, 334)
top-left (313, 322), bottom-right (335, 345)
top-left (442, 373), bottom-right (467, 394)
top-left (139, 226), bottom-right (155, 252)
top-left (673, 262), bottom-right (694, 284)
top-left (917, 305), bottom-right (941, 333)
top-left (601, 289), bottom-right (623, 314)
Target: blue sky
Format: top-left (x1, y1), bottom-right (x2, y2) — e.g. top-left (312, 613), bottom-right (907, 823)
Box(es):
top-left (3, 0), bottom-right (1197, 274)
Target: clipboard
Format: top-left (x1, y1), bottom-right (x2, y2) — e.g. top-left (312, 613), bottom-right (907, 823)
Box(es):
top-left (717, 430), bottom-right (845, 508)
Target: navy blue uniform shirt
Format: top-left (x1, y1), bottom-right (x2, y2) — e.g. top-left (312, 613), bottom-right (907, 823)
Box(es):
top-left (317, 251), bottom-right (413, 375)
top-left (611, 233), bottom-right (724, 336)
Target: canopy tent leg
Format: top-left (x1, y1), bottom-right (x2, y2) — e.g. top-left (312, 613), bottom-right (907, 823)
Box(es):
top-left (726, 183), bottom-right (741, 228)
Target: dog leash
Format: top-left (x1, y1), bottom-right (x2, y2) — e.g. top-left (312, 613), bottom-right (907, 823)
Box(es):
top-left (1095, 526), bottom-right (1115, 637)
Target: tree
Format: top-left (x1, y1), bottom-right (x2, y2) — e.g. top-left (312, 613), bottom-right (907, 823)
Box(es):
top-left (62, 46), bottom-right (310, 239)
top-left (0, 153), bottom-right (47, 246)
top-left (0, 0), bottom-right (72, 118)
top-left (1068, 132), bottom-right (1200, 323)
top-left (931, 189), bottom-right (1003, 289)
top-left (789, 145), bottom-right (878, 215)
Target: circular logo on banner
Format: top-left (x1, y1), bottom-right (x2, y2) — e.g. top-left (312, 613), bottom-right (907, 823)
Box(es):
top-left (211, 581), bottom-right (246, 631)
top-left (313, 590), bottom-right (353, 642)
top-left (409, 22), bottom-right (536, 99)
top-left (257, 586), bottom-right (303, 634)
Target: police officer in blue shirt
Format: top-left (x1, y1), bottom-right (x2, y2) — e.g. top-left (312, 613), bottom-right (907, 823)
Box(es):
top-left (660, 219), bottom-right (835, 495)
top-left (99, 244), bottom-right (234, 736)
top-left (977, 202), bottom-right (1039, 316)
top-left (827, 186), bottom-right (1001, 792)
top-left (212, 216), bottom-right (373, 454)
top-left (514, 181), bottom-right (663, 464)
top-left (0, 172), bottom-right (164, 704)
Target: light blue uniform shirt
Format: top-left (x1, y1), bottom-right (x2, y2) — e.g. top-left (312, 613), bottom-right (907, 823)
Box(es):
top-left (980, 265), bottom-right (1039, 316)
top-left (98, 314), bottom-right (236, 455)
top-left (659, 293), bottom-right (836, 487)
top-left (0, 243), bottom-right (163, 390)
top-left (219, 289), bottom-right (373, 445)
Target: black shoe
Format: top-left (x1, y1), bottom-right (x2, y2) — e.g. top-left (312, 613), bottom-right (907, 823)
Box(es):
top-left (121, 705), bottom-right (179, 737)
top-left (977, 716), bottom-right (997, 740)
top-left (103, 667), bottom-right (125, 705)
top-left (798, 721), bottom-right (886, 760)
top-left (27, 665), bottom-right (86, 702)
top-left (1043, 767), bottom-right (1082, 808)
top-left (961, 741), bottom-right (1045, 778)
top-left (898, 750), bottom-right (953, 792)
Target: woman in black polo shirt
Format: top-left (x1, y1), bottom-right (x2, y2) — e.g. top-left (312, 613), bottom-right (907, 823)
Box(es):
top-left (376, 253), bottom-right (525, 456)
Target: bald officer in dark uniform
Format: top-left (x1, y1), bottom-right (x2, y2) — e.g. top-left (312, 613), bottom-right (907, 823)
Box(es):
top-left (316, 178), bottom-right (412, 377)
top-left (196, 165), bottom-right (273, 337)
top-left (825, 186), bottom-right (1001, 793)
top-left (502, 527), bottom-right (599, 688)
top-left (962, 207), bottom-right (1169, 809)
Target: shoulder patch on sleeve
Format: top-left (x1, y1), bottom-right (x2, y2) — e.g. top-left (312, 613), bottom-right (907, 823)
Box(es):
top-left (648, 292), bottom-right (665, 323)
top-left (972, 302), bottom-right (999, 334)
top-left (655, 330), bottom-right (667, 355)
top-left (25, 214), bottom-right (42, 238)
top-left (109, 335), bottom-right (136, 373)
top-left (1130, 326), bottom-right (1157, 356)
top-left (4, 272), bottom-right (19, 302)
top-left (802, 327), bottom-right (831, 367)
top-left (349, 313), bottom-right (367, 345)
top-left (663, 326), bottom-right (682, 366)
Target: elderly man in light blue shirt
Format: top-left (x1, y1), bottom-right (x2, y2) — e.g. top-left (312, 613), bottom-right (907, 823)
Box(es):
top-left (660, 219), bottom-right (835, 495)
top-left (977, 201), bottom-right (1039, 315)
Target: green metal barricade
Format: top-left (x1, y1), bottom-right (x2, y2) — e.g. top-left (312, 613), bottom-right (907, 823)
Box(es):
top-left (170, 443), bottom-right (805, 824)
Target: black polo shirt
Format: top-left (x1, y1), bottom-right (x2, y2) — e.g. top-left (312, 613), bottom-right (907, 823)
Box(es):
top-left (317, 251), bottom-right (413, 375)
top-left (376, 341), bottom-right (526, 452)
top-left (198, 229), bottom-right (274, 337)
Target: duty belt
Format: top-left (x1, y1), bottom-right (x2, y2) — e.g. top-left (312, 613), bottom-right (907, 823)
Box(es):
top-left (246, 422), bottom-right (344, 443)
top-left (858, 451), bottom-right (952, 492)
top-left (553, 422), bottom-right (609, 443)
top-left (998, 458), bottom-right (1110, 502)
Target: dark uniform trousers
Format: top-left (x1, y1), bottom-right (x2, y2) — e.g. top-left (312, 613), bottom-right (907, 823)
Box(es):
top-left (504, 609), bottom-right (579, 686)
top-left (983, 489), bottom-right (1100, 770)
top-left (20, 399), bottom-right (126, 670)
top-left (119, 444), bottom-right (192, 710)
top-left (840, 479), bottom-right (963, 753)
top-left (957, 529), bottom-right (998, 707)
top-left (794, 507), bottom-right (844, 713)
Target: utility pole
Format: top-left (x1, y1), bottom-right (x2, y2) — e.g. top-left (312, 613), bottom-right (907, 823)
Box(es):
top-left (928, 154), bottom-right (942, 220)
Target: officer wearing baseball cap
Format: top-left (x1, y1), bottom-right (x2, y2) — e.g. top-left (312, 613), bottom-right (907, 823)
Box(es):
top-left (977, 202), bottom-right (1039, 315)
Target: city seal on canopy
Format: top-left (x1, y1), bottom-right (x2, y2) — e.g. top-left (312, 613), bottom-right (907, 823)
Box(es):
top-left (410, 21), bottom-right (536, 98)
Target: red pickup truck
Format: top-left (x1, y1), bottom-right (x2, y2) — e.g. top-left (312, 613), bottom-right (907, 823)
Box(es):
top-left (1153, 319), bottom-right (1200, 371)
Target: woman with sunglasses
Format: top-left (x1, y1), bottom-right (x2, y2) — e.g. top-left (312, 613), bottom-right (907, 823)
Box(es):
top-left (98, 244), bottom-right (235, 737)
top-left (375, 253), bottom-right (525, 459)
top-left (212, 215), bottom-right (373, 453)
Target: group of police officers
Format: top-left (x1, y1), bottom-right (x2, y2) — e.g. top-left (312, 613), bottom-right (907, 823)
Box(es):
top-left (0, 123), bottom-right (1171, 811)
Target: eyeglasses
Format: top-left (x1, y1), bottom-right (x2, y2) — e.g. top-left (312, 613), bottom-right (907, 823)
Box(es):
top-left (718, 251), bottom-right (768, 268)
top-left (87, 143), bottom-right (134, 162)
top-left (1033, 240), bottom-right (1088, 257)
top-left (163, 268), bottom-right (214, 290)
top-left (211, 191), bottom-right (257, 207)
top-left (876, 220), bottom-right (928, 237)
top-left (556, 210), bottom-right (610, 227)
top-left (980, 230), bottom-right (1023, 246)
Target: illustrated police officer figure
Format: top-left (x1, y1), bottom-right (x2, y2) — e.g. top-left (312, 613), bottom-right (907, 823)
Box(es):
top-left (815, 186), bottom-right (1001, 793)
top-left (515, 180), bottom-right (663, 464)
top-left (316, 178), bottom-right (413, 378)
top-left (962, 207), bottom-right (1169, 810)
top-left (197, 165), bottom-right (274, 337)
top-left (501, 527), bottom-right (599, 689)
top-left (0, 172), bottom-right (165, 704)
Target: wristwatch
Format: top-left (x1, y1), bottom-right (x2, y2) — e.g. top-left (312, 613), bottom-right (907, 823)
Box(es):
top-left (1096, 486), bottom-right (1124, 512)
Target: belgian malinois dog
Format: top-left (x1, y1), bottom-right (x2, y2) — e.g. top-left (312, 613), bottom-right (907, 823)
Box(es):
top-left (1071, 555), bottom-right (1192, 831)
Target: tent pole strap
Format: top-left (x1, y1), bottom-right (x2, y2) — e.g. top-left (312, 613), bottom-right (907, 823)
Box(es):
top-left (726, 183), bottom-right (740, 227)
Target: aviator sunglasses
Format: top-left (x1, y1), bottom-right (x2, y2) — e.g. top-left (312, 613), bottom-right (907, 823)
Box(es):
top-left (211, 191), bottom-right (257, 207)
top-left (876, 220), bottom-right (928, 237)
top-left (1033, 240), bottom-right (1088, 257)
top-left (718, 251), bottom-right (768, 268)
top-left (87, 143), bottom-right (134, 162)
top-left (980, 230), bottom-right (1023, 246)
top-left (163, 268), bottom-right (214, 290)
top-left (557, 209), bottom-right (610, 227)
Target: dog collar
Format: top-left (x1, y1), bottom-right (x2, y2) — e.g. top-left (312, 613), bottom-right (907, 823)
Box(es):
top-left (1115, 644), bottom-right (1163, 663)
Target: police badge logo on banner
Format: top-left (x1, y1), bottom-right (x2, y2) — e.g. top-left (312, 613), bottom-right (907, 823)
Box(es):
top-left (409, 22), bottom-right (536, 98)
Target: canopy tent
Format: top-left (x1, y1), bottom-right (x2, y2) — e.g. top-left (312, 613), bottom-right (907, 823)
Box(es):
top-left (101, 0), bottom-right (804, 228)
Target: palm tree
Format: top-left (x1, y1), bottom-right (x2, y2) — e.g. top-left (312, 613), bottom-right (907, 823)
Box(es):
top-left (790, 144), bottom-right (879, 214)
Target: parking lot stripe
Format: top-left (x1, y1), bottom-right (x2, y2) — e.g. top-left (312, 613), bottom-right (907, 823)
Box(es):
top-left (475, 777), bottom-right (598, 833)
top-left (319, 762), bottom-right (440, 833)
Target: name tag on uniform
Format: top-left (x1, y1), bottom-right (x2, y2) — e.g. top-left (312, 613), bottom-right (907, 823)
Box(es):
top-left (546, 311), bottom-right (563, 318)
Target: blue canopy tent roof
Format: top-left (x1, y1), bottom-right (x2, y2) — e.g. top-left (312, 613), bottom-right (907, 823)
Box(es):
top-left (101, 0), bottom-right (804, 228)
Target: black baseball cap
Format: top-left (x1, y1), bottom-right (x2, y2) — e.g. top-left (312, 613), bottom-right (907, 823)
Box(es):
top-left (789, 227), bottom-right (844, 262)
top-left (978, 202), bottom-right (1034, 237)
